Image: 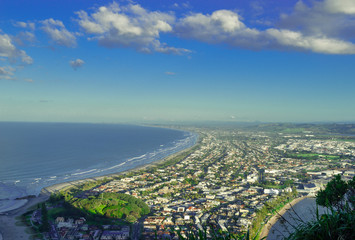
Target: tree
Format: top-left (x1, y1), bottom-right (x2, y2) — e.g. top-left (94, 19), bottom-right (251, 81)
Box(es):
top-left (316, 174), bottom-right (349, 210)
top-left (40, 203), bottom-right (50, 232)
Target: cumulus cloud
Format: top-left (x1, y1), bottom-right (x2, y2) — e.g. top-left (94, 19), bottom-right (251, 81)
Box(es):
top-left (0, 32), bottom-right (33, 64)
top-left (14, 21), bottom-right (36, 30)
top-left (175, 7), bottom-right (355, 54)
top-left (279, 0), bottom-right (355, 41)
top-left (76, 2), bottom-right (190, 54)
top-left (41, 18), bottom-right (77, 47)
top-left (323, 0), bottom-right (355, 14)
top-left (179, 10), bottom-right (245, 34)
top-left (0, 66), bottom-right (15, 80)
top-left (13, 31), bottom-right (36, 46)
top-left (176, 10), bottom-right (263, 49)
top-left (69, 58), bottom-right (85, 70)
top-left (266, 29), bottom-right (355, 54)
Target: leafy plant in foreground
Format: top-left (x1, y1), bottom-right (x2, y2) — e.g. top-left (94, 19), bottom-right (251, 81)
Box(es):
top-left (286, 175), bottom-right (355, 240)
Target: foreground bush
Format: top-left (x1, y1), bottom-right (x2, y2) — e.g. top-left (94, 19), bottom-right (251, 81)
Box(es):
top-left (286, 175), bottom-right (355, 240)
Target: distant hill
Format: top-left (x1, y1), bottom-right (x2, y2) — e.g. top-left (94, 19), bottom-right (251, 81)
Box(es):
top-left (244, 123), bottom-right (355, 135)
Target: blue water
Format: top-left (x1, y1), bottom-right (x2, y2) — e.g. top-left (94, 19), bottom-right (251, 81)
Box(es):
top-left (0, 122), bottom-right (197, 212)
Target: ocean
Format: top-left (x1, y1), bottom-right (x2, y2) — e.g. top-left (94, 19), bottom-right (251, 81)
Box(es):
top-left (0, 122), bottom-right (197, 213)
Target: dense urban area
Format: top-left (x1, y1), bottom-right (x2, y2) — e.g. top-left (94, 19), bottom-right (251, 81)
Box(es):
top-left (26, 124), bottom-right (355, 240)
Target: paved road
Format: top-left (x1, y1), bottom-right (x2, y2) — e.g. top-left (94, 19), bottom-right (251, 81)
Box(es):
top-left (267, 198), bottom-right (327, 240)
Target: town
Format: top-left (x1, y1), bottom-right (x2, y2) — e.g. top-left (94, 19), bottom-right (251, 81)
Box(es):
top-left (29, 125), bottom-right (355, 240)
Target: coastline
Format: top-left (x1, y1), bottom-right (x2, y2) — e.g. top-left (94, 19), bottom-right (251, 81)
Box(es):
top-left (43, 138), bottom-right (198, 195)
top-left (259, 196), bottom-right (307, 240)
top-left (0, 135), bottom-right (199, 240)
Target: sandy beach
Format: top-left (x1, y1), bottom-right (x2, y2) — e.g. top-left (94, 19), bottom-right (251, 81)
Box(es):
top-left (0, 194), bottom-right (49, 240)
top-left (0, 143), bottom-right (197, 240)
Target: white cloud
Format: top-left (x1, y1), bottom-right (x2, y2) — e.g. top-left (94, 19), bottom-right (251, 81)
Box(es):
top-left (324, 0), bottom-right (355, 14)
top-left (279, 0), bottom-right (355, 40)
top-left (13, 31), bottom-right (36, 46)
top-left (0, 66), bottom-right (16, 80)
top-left (266, 29), bottom-right (355, 54)
top-left (165, 71), bottom-right (175, 75)
top-left (70, 58), bottom-right (85, 70)
top-left (41, 18), bottom-right (77, 47)
top-left (76, 2), bottom-right (189, 54)
top-left (178, 10), bottom-right (244, 35)
top-left (14, 21), bottom-right (36, 30)
top-left (0, 32), bottom-right (33, 64)
top-left (176, 10), bottom-right (262, 49)
top-left (176, 8), bottom-right (355, 54)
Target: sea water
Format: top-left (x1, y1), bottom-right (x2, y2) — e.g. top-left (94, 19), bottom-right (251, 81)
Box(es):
top-left (0, 122), bottom-right (197, 213)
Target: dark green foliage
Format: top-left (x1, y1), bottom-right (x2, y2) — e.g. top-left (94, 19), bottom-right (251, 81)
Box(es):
top-left (39, 203), bottom-right (50, 232)
top-left (287, 210), bottom-right (355, 240)
top-left (316, 175), bottom-right (349, 210)
top-left (183, 177), bottom-right (199, 185)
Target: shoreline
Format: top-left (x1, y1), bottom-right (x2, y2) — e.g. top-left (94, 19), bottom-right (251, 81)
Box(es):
top-left (42, 138), bottom-right (198, 195)
top-left (259, 196), bottom-right (307, 240)
top-left (0, 136), bottom-right (199, 240)
top-left (0, 193), bottom-right (49, 240)
top-left (41, 129), bottom-right (199, 195)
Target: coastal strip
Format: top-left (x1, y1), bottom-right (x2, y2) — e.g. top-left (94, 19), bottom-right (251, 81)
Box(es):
top-left (43, 138), bottom-right (199, 195)
top-left (0, 136), bottom-right (199, 240)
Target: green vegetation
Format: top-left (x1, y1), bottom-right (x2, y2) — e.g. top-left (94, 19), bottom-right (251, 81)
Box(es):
top-left (316, 175), bottom-right (352, 209)
top-left (256, 179), bottom-right (294, 190)
top-left (282, 128), bottom-right (306, 134)
top-left (71, 192), bottom-right (149, 222)
top-left (50, 191), bottom-right (150, 223)
top-left (39, 203), bottom-right (50, 232)
top-left (47, 187), bottom-right (151, 226)
top-left (183, 177), bottom-right (199, 185)
top-left (286, 153), bottom-right (342, 160)
top-left (286, 175), bottom-right (355, 240)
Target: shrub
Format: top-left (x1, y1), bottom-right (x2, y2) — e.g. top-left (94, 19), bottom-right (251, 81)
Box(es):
top-left (286, 175), bottom-right (355, 240)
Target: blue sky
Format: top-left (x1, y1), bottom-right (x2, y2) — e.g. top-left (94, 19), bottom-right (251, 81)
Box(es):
top-left (0, 0), bottom-right (354, 123)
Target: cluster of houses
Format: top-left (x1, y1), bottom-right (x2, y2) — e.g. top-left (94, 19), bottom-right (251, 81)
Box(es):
top-left (31, 210), bottom-right (130, 240)
top-left (35, 128), bottom-right (355, 239)
top-left (89, 130), bottom-right (354, 238)
top-left (275, 139), bottom-right (355, 156)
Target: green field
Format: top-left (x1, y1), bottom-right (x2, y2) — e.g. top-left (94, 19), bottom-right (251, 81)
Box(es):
top-left (287, 153), bottom-right (341, 160)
